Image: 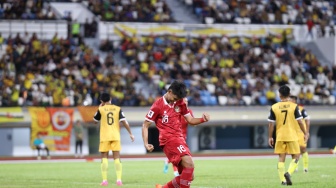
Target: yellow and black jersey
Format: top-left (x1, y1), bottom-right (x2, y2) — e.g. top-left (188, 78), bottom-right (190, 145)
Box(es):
top-left (93, 104), bottom-right (126, 142)
top-left (293, 105), bottom-right (310, 133)
top-left (268, 101), bottom-right (302, 141)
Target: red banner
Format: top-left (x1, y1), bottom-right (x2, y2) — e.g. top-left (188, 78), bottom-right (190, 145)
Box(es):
top-left (47, 108), bottom-right (74, 151)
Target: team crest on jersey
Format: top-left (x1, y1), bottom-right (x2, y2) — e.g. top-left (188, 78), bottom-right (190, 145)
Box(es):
top-left (174, 106), bottom-right (180, 112)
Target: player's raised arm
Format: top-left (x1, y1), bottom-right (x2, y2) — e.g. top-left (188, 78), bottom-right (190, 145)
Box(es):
top-left (184, 112), bottom-right (210, 126)
top-left (142, 120), bottom-right (154, 152)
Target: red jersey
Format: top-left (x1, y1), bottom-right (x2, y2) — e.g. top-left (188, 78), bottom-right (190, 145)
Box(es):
top-left (180, 109), bottom-right (193, 141)
top-left (145, 96), bottom-right (191, 146)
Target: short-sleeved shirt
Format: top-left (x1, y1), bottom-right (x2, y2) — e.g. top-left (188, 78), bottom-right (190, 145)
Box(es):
top-left (295, 106), bottom-right (310, 140)
top-left (93, 104), bottom-right (126, 142)
top-left (267, 101), bottom-right (302, 141)
top-left (145, 97), bottom-right (191, 146)
top-left (294, 105), bottom-right (310, 133)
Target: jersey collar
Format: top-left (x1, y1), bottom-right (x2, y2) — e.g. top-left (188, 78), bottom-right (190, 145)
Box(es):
top-left (163, 96), bottom-right (175, 108)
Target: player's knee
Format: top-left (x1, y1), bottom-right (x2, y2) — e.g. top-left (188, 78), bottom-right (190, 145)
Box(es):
top-left (186, 163), bottom-right (194, 168)
top-left (180, 155), bottom-right (194, 167)
top-left (293, 154), bottom-right (300, 160)
top-left (181, 159), bottom-right (194, 168)
top-left (301, 147), bottom-right (307, 153)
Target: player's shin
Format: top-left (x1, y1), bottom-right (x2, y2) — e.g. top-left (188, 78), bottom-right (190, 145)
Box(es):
top-left (114, 158), bottom-right (122, 181)
top-left (302, 152), bottom-right (309, 171)
top-left (164, 176), bottom-right (180, 188)
top-left (277, 162), bottom-right (286, 182)
top-left (180, 167), bottom-right (194, 188)
top-left (287, 159), bottom-right (299, 175)
top-left (101, 158), bottom-right (108, 181)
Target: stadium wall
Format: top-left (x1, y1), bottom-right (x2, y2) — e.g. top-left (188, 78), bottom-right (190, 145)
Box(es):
top-left (312, 36), bottom-right (336, 65)
top-left (0, 106), bottom-right (335, 157)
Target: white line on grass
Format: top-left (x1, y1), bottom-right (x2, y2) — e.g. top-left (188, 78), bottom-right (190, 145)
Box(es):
top-left (0, 154), bottom-right (333, 164)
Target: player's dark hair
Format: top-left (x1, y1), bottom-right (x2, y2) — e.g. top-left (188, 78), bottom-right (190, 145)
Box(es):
top-left (168, 80), bottom-right (187, 99)
top-left (279, 85), bottom-right (290, 97)
top-left (100, 93), bottom-right (110, 102)
top-left (289, 95), bottom-right (297, 102)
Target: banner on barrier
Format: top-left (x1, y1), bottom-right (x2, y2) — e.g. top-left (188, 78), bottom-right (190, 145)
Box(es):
top-left (77, 106), bottom-right (98, 123)
top-left (0, 107), bottom-right (24, 123)
top-left (29, 107), bottom-right (74, 151)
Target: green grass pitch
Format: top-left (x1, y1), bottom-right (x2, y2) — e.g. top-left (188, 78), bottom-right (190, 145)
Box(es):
top-left (0, 155), bottom-right (335, 188)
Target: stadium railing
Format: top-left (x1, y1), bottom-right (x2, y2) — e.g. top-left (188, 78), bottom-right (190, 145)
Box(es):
top-left (0, 20), bottom-right (68, 40)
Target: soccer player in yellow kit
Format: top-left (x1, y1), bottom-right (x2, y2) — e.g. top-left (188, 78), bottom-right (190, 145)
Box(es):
top-left (94, 93), bottom-right (135, 186)
top-left (268, 85), bottom-right (308, 186)
top-left (289, 95), bottom-right (310, 173)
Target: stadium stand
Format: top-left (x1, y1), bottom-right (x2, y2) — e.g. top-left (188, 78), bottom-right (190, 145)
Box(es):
top-left (86, 0), bottom-right (175, 22)
top-left (118, 31), bottom-right (335, 106)
top-left (182, 0), bottom-right (335, 24)
top-left (0, 0), bottom-right (56, 20)
top-left (0, 0), bottom-right (335, 107)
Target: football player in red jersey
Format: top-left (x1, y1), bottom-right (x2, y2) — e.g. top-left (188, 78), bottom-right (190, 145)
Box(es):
top-left (163, 97), bottom-right (193, 176)
top-left (142, 81), bottom-right (210, 188)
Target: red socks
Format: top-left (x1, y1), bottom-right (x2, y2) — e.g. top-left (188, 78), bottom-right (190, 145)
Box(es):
top-left (163, 167), bottom-right (194, 188)
top-left (164, 176), bottom-right (180, 188)
top-left (180, 167), bottom-right (194, 188)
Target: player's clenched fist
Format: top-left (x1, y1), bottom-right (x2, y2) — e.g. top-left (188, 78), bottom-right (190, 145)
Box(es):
top-left (202, 113), bottom-right (210, 121)
top-left (145, 144), bottom-right (154, 152)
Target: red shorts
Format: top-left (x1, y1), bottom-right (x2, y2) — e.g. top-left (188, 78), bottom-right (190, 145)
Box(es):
top-left (162, 137), bottom-right (191, 167)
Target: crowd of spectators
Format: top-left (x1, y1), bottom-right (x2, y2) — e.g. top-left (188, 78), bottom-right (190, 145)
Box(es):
top-left (184, 0), bottom-right (336, 38)
top-left (119, 32), bottom-right (336, 106)
top-left (188, 0), bottom-right (335, 24)
top-left (1, 30), bottom-right (336, 107)
top-left (87, 0), bottom-right (174, 22)
top-left (0, 0), bottom-right (56, 20)
top-left (0, 32), bottom-right (153, 107)
top-left (83, 18), bottom-right (98, 38)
